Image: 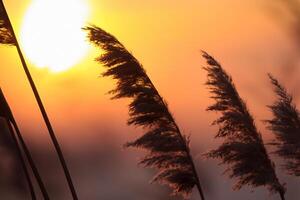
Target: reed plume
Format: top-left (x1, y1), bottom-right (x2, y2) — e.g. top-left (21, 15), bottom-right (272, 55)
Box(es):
top-left (202, 52), bottom-right (286, 200)
top-left (0, 2), bottom-right (14, 45)
top-left (84, 25), bottom-right (206, 199)
top-left (0, 1), bottom-right (78, 199)
top-left (266, 74), bottom-right (300, 176)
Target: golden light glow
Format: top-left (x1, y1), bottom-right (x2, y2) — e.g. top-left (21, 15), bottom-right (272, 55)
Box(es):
top-left (20, 0), bottom-right (90, 72)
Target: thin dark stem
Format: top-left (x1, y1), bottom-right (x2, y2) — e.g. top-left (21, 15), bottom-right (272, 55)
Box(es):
top-left (167, 111), bottom-right (205, 200)
top-left (171, 119), bottom-right (205, 200)
top-left (0, 1), bottom-right (78, 199)
top-left (144, 75), bottom-right (206, 200)
top-left (5, 119), bottom-right (36, 200)
top-left (10, 118), bottom-right (50, 200)
top-left (280, 191), bottom-right (286, 200)
top-left (186, 147), bottom-right (205, 200)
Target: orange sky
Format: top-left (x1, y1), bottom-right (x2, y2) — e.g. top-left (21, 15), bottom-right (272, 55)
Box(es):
top-left (0, 0), bottom-right (298, 147)
top-left (1, 1), bottom-right (300, 199)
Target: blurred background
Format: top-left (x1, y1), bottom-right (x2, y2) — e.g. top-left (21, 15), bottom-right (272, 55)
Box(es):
top-left (0, 0), bottom-right (300, 199)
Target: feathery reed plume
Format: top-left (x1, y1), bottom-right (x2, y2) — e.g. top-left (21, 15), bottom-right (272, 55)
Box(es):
top-left (266, 74), bottom-right (300, 176)
top-left (0, 89), bottom-right (36, 199)
top-left (0, 1), bottom-right (78, 199)
top-left (0, 2), bottom-right (14, 45)
top-left (0, 88), bottom-right (51, 199)
top-left (202, 52), bottom-right (286, 200)
top-left (84, 25), bottom-right (206, 199)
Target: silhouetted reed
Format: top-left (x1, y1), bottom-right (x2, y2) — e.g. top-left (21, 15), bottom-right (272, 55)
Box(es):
top-left (0, 1), bottom-right (78, 199)
top-left (0, 118), bottom-right (28, 193)
top-left (202, 52), bottom-right (286, 200)
top-left (0, 88), bottom-right (50, 199)
top-left (0, 2), bottom-right (14, 45)
top-left (266, 74), bottom-right (300, 176)
top-left (84, 25), bottom-right (206, 199)
top-left (0, 89), bottom-right (36, 199)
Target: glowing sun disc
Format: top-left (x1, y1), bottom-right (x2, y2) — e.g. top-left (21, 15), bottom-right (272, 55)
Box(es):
top-left (20, 0), bottom-right (90, 72)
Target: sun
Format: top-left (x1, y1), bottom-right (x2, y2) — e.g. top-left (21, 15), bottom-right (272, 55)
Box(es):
top-left (20, 0), bottom-right (90, 72)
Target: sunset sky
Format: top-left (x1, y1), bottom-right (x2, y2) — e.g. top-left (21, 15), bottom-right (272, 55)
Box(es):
top-left (0, 0), bottom-right (299, 199)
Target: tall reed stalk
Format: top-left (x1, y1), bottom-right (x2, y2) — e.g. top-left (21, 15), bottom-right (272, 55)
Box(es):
top-left (84, 25), bottom-right (206, 199)
top-left (4, 120), bottom-right (36, 200)
top-left (0, 1), bottom-right (78, 199)
top-left (0, 89), bottom-right (49, 199)
top-left (0, 92), bottom-right (36, 199)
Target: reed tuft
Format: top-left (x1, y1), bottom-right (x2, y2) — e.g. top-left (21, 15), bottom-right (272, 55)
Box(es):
top-left (84, 25), bottom-right (206, 199)
top-left (202, 52), bottom-right (285, 199)
top-left (266, 74), bottom-right (300, 176)
top-left (0, 4), bottom-right (15, 45)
